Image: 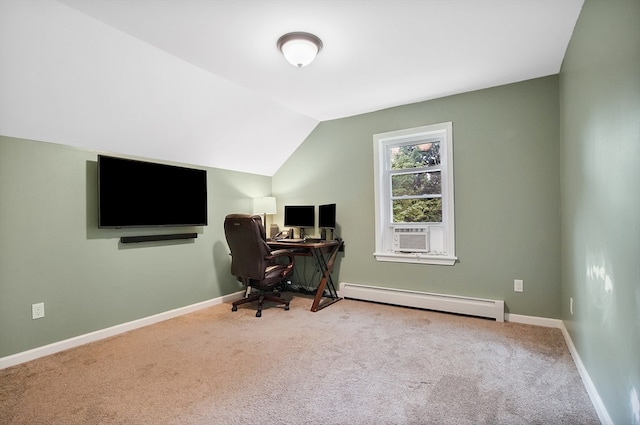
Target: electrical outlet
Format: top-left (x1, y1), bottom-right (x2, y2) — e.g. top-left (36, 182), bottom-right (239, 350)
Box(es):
top-left (570, 297), bottom-right (573, 315)
top-left (32, 302), bottom-right (45, 319)
top-left (514, 279), bottom-right (524, 292)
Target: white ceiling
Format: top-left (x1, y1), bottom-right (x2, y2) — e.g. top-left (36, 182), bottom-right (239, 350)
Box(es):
top-left (0, 0), bottom-right (583, 176)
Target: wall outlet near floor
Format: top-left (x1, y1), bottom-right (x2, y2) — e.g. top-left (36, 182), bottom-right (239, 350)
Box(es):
top-left (514, 279), bottom-right (524, 292)
top-left (570, 297), bottom-right (574, 315)
top-left (32, 302), bottom-right (45, 319)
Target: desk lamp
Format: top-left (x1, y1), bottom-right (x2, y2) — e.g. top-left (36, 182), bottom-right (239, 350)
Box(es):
top-left (253, 196), bottom-right (277, 230)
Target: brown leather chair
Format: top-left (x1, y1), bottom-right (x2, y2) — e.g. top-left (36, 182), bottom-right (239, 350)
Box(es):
top-left (224, 214), bottom-right (294, 317)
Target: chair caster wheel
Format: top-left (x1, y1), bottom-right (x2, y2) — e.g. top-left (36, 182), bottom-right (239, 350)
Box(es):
top-left (256, 311), bottom-right (262, 318)
top-left (232, 305), bottom-right (238, 312)
top-left (285, 305), bottom-right (290, 311)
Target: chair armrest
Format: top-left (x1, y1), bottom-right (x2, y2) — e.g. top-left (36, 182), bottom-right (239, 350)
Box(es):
top-left (267, 249), bottom-right (295, 263)
top-left (266, 249), bottom-right (295, 274)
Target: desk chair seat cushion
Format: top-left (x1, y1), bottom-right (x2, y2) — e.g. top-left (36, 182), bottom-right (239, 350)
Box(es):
top-left (261, 261), bottom-right (289, 284)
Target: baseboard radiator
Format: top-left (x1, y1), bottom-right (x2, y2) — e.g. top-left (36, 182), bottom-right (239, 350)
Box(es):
top-left (339, 282), bottom-right (505, 322)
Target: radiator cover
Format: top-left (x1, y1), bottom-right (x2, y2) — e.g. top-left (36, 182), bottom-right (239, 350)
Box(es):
top-left (339, 282), bottom-right (504, 321)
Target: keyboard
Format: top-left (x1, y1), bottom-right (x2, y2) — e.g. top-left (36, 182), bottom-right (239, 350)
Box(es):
top-left (276, 238), bottom-right (305, 243)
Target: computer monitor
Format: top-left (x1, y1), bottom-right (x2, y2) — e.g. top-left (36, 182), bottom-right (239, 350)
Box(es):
top-left (284, 205), bottom-right (315, 229)
top-left (318, 203), bottom-right (336, 229)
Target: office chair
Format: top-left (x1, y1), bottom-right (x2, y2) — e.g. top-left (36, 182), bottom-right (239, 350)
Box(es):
top-left (224, 214), bottom-right (294, 317)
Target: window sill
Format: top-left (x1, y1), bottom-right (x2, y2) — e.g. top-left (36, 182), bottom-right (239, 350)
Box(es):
top-left (373, 252), bottom-right (457, 266)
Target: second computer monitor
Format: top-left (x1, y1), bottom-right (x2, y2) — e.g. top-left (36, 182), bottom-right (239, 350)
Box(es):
top-left (318, 203), bottom-right (336, 229)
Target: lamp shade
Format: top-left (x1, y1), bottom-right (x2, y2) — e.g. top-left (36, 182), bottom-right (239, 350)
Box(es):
top-left (277, 32), bottom-right (323, 68)
top-left (253, 196), bottom-right (277, 215)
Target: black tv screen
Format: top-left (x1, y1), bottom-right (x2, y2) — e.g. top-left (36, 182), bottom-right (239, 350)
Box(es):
top-left (318, 203), bottom-right (336, 229)
top-left (98, 155), bottom-right (208, 228)
top-left (284, 205), bottom-right (315, 228)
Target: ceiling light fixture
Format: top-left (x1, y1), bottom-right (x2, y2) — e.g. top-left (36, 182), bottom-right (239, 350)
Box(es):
top-left (277, 32), bottom-right (323, 68)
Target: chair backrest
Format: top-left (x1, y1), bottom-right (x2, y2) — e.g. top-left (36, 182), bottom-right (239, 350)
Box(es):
top-left (224, 214), bottom-right (272, 281)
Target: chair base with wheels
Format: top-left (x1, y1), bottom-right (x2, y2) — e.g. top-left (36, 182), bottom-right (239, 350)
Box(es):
top-left (232, 287), bottom-right (290, 317)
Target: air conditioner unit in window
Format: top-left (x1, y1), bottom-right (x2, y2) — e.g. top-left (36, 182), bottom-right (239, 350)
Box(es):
top-left (393, 227), bottom-right (429, 252)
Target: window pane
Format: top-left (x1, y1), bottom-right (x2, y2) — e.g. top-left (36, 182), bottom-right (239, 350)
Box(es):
top-left (390, 141), bottom-right (440, 170)
top-left (392, 171), bottom-right (441, 196)
top-left (393, 198), bottom-right (442, 223)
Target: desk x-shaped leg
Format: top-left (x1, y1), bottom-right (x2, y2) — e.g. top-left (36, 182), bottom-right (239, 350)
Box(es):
top-left (310, 240), bottom-right (343, 312)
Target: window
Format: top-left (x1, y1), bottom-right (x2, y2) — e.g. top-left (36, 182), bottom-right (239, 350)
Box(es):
top-left (373, 122), bottom-right (456, 265)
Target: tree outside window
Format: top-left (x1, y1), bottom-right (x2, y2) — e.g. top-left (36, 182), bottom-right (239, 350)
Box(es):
top-left (389, 141), bottom-right (442, 223)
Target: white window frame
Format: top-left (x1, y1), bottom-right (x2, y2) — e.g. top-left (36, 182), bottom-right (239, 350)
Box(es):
top-left (373, 122), bottom-right (457, 265)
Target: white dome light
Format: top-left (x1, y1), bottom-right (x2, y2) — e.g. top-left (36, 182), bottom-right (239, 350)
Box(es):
top-left (277, 32), bottom-right (323, 68)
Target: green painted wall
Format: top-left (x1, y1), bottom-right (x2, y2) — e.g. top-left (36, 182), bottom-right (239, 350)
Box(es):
top-left (273, 76), bottom-right (561, 318)
top-left (559, 1), bottom-right (640, 423)
top-left (0, 136), bottom-right (270, 357)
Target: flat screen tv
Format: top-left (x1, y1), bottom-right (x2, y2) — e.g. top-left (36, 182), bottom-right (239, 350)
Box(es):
top-left (318, 203), bottom-right (336, 229)
top-left (98, 155), bottom-right (208, 228)
top-left (284, 205), bottom-right (315, 228)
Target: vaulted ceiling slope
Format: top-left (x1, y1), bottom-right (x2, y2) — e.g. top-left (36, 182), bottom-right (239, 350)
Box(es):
top-left (0, 0), bottom-right (583, 176)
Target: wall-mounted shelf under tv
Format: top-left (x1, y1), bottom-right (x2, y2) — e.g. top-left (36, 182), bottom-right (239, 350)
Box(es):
top-left (120, 233), bottom-right (198, 244)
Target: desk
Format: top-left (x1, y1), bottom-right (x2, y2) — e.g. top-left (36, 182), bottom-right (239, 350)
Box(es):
top-left (267, 239), bottom-right (344, 312)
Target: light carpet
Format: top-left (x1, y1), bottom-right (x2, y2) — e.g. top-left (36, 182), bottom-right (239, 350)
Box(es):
top-left (0, 294), bottom-right (600, 424)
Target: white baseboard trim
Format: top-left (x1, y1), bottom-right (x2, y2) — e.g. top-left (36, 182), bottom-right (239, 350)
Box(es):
top-left (0, 291), bottom-right (244, 370)
top-left (504, 313), bottom-right (564, 328)
top-left (558, 322), bottom-right (613, 425)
